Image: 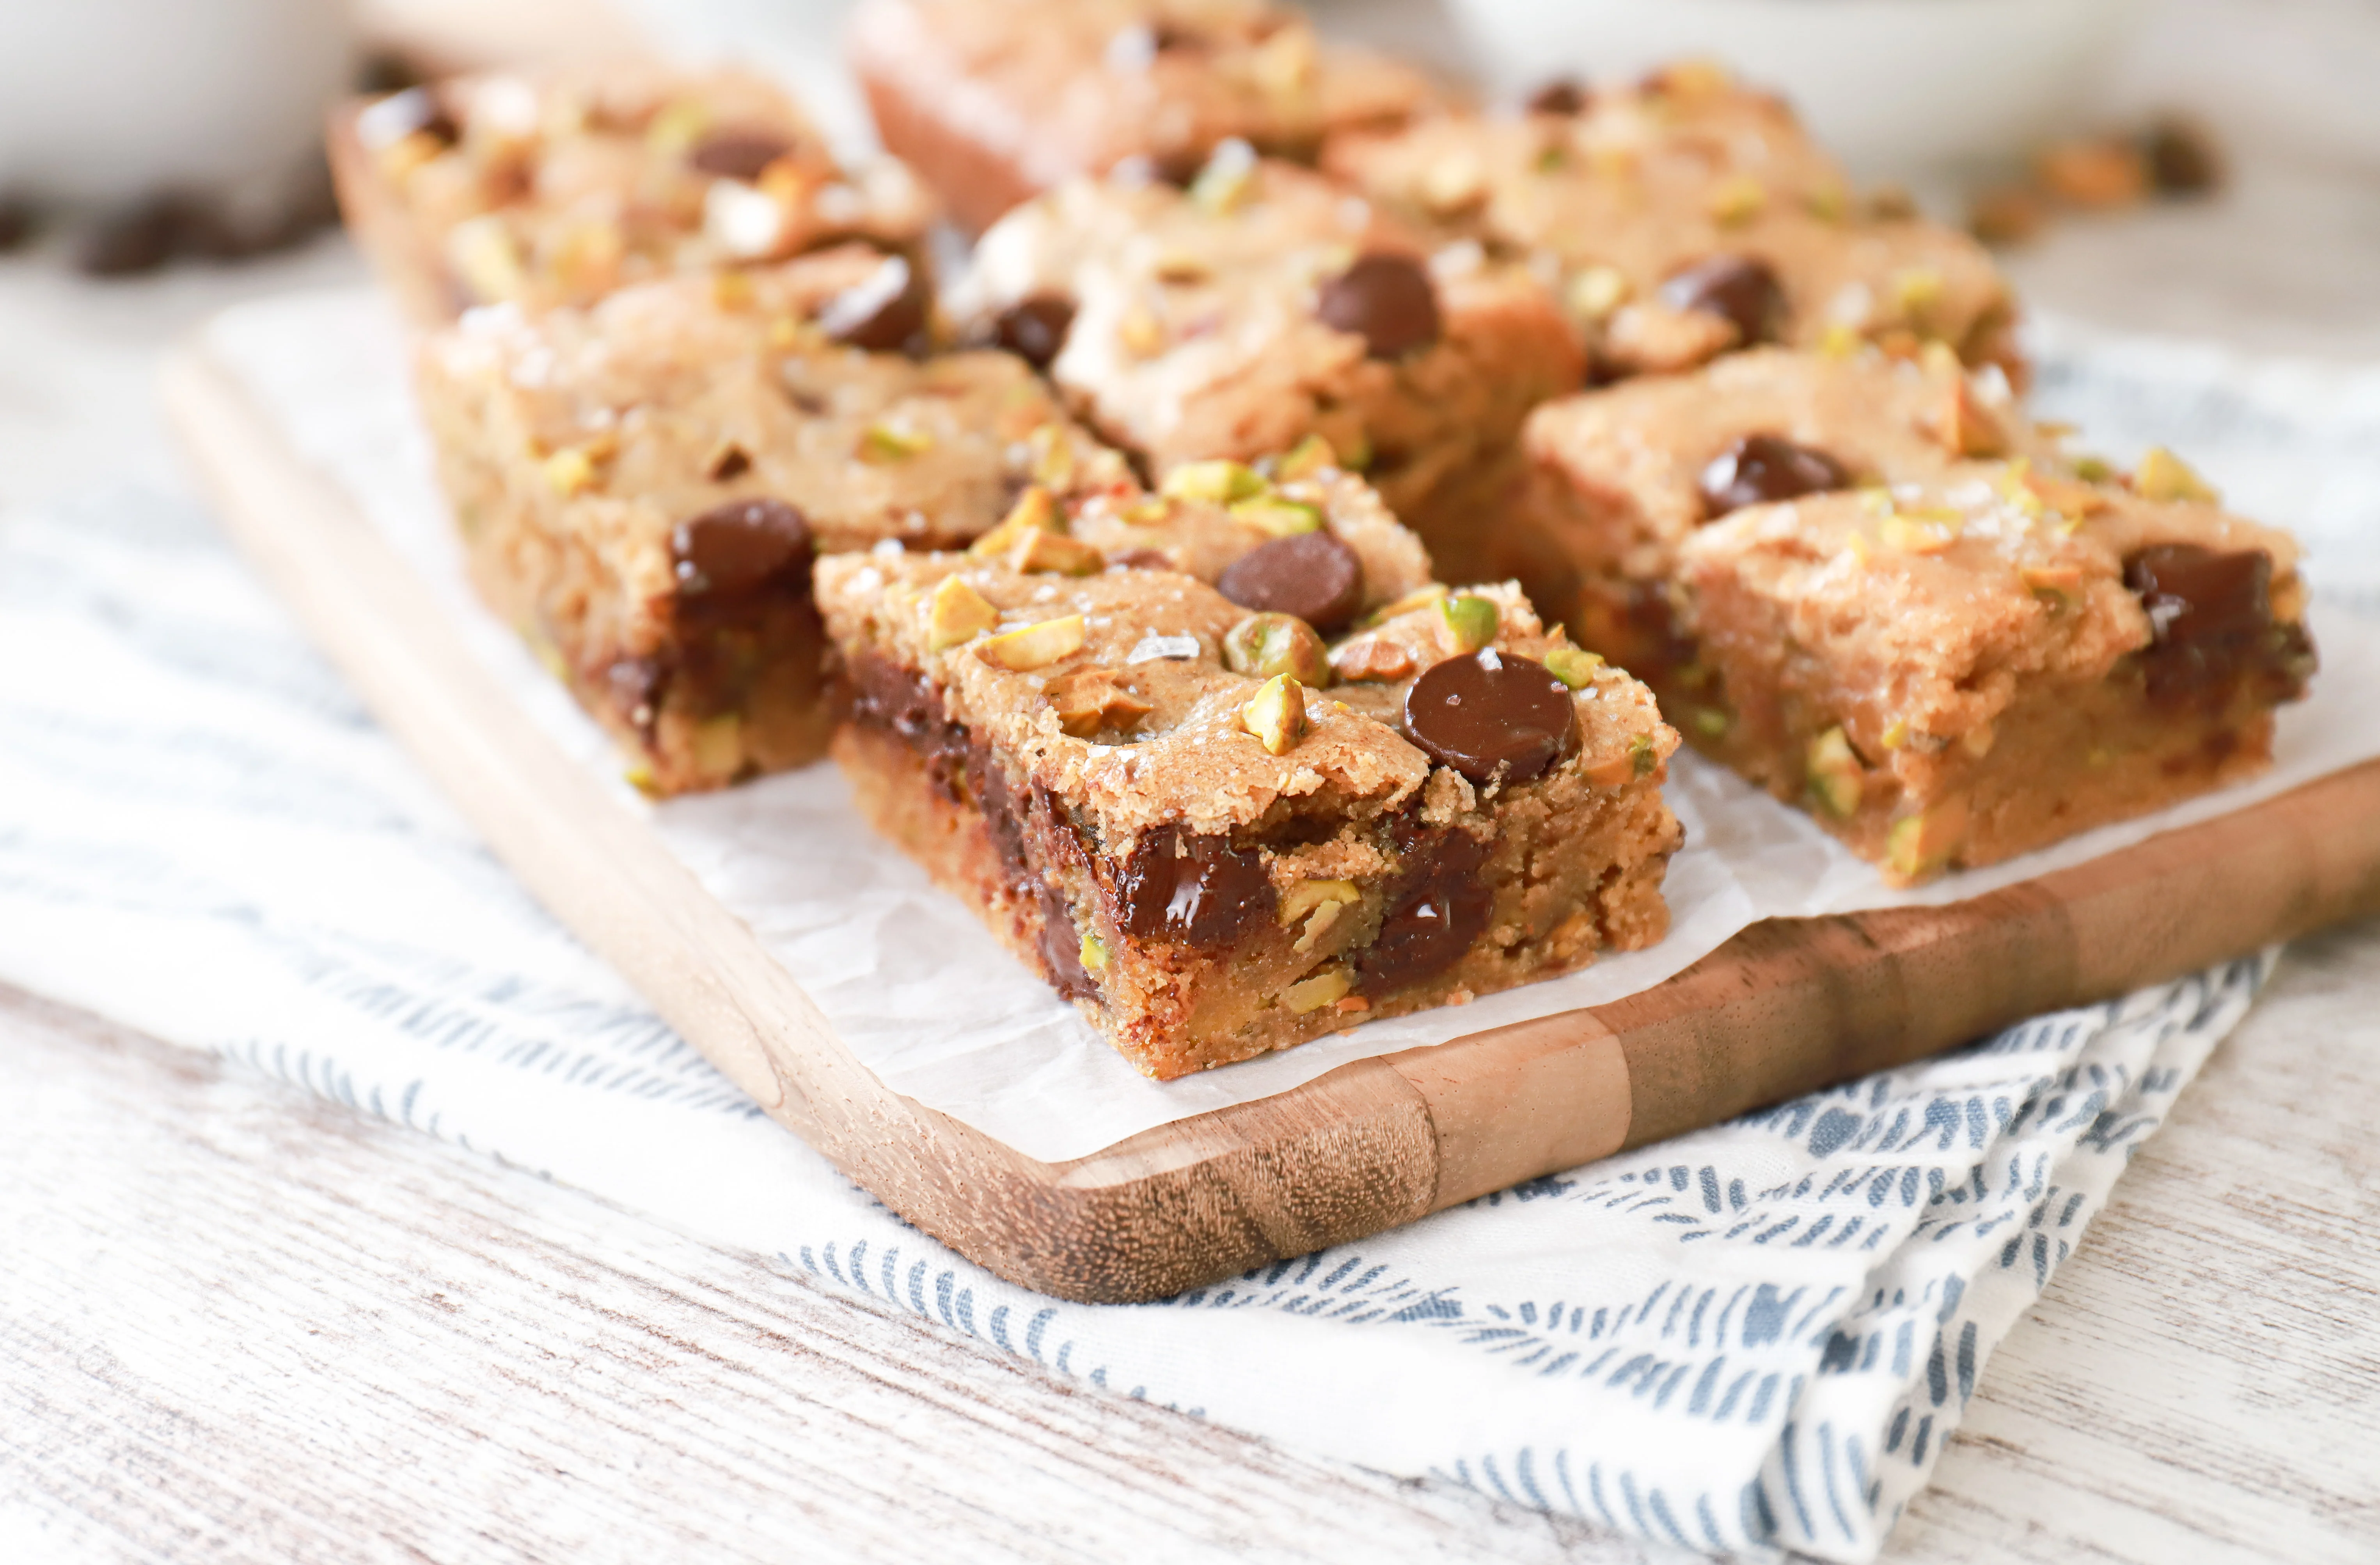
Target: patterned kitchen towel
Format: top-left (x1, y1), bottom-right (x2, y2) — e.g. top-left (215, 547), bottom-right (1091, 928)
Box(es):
top-left (0, 479), bottom-right (2282, 1562)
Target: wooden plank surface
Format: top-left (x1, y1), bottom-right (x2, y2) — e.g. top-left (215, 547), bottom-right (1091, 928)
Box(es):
top-left (4, 922), bottom-right (2375, 1563)
top-left (161, 341), bottom-right (2380, 1305)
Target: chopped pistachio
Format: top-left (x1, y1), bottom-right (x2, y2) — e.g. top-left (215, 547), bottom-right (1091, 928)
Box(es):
top-left (1881, 719), bottom-right (1910, 751)
top-left (1249, 25), bottom-right (1316, 101)
top-left (1564, 264), bottom-right (1631, 324)
top-left (542, 446), bottom-right (598, 497)
top-left (1026, 424), bottom-right (1077, 491)
top-left (1805, 183), bottom-right (1849, 223)
top-left (1707, 174), bottom-right (1766, 227)
top-left (859, 423), bottom-right (933, 463)
top-left (1008, 528), bottom-right (1103, 575)
top-left (1282, 966), bottom-right (1351, 1015)
top-left (1890, 266), bottom-right (1945, 323)
top-left (1585, 732), bottom-right (1659, 788)
top-left (969, 486), bottom-right (1063, 560)
top-left (1279, 878), bottom-right (1360, 928)
top-left (977, 614), bottom-right (1085, 672)
top-left (1045, 668), bottom-right (1151, 736)
top-left (2133, 445), bottom-right (2219, 503)
top-left (1189, 136), bottom-right (1258, 213)
top-left (1886, 800), bottom-right (1968, 881)
top-left (1544, 646), bottom-right (1604, 689)
top-left (1163, 459), bottom-right (1267, 505)
top-left (644, 98), bottom-right (712, 154)
top-left (1329, 636), bottom-right (1416, 683)
top-left (1805, 726), bottom-right (1864, 819)
top-left (926, 574), bottom-right (999, 650)
top-left (2072, 454), bottom-right (2114, 483)
top-left (1336, 429), bottom-right (1375, 472)
top-left (1230, 496), bottom-right (1325, 538)
top-left (1692, 708), bottom-right (1730, 738)
top-left (1881, 513), bottom-right (1959, 554)
top-left (1079, 930), bottom-right (1109, 973)
top-left (1240, 673), bottom-right (1308, 755)
top-left (1359, 583), bottom-right (1448, 628)
top-left (1224, 613), bottom-right (1331, 688)
top-left (2021, 468), bottom-right (2112, 519)
top-left (1819, 321), bottom-right (1863, 361)
top-left (2021, 564), bottom-right (2085, 604)
top-left (446, 214), bottom-right (525, 304)
top-left (1275, 433), bottom-right (1339, 482)
top-left (1437, 594), bottom-right (1499, 654)
top-left (1927, 372), bottom-right (2008, 459)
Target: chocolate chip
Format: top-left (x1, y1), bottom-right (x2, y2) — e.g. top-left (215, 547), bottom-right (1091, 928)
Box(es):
top-left (1659, 255), bottom-right (1787, 346)
top-left (1115, 827), bottom-right (1274, 950)
top-left (75, 200), bottom-right (181, 276)
top-left (2124, 544), bottom-right (2315, 711)
top-left (1698, 434), bottom-right (1850, 519)
top-left (1215, 532), bottom-right (1366, 633)
top-left (1404, 650), bottom-right (1580, 783)
top-left (606, 656), bottom-right (671, 741)
top-left (1526, 78), bottom-right (1589, 115)
top-left (2144, 116), bottom-right (2221, 197)
top-left (1316, 252), bottom-right (1442, 360)
top-left (672, 498), bottom-right (813, 597)
top-left (992, 294), bottom-right (1075, 369)
top-left (0, 199), bottom-right (35, 253)
top-left (818, 255), bottom-right (929, 353)
top-left (1356, 826), bottom-right (1492, 992)
top-left (690, 129), bottom-right (794, 183)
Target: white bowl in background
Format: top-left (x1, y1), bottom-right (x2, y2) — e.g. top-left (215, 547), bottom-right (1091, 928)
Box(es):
top-left (1445, 0), bottom-right (2140, 179)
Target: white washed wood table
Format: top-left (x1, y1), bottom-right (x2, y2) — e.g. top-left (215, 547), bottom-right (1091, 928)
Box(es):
top-left (5, 918), bottom-right (2377, 1564)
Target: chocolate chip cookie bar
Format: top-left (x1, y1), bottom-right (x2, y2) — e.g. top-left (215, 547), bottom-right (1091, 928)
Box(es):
top-left (1505, 344), bottom-right (2041, 689)
top-left (954, 156), bottom-right (1584, 583)
top-left (332, 62), bottom-right (935, 324)
top-left (1323, 63), bottom-right (2020, 382)
top-left (817, 551), bottom-right (1681, 1077)
top-left (416, 247), bottom-right (1133, 795)
top-left (1676, 452), bottom-right (2315, 879)
top-left (846, 0), bottom-right (1442, 233)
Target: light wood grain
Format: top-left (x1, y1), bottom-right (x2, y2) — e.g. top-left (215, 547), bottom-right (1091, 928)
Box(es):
top-left (160, 343), bottom-right (2380, 1305)
top-left (4, 921), bottom-right (2376, 1563)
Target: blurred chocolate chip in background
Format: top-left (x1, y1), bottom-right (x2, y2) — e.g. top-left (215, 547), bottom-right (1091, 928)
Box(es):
top-left (0, 198), bottom-right (39, 253)
top-left (1316, 252), bottom-right (1441, 360)
top-left (1525, 78), bottom-right (1588, 116)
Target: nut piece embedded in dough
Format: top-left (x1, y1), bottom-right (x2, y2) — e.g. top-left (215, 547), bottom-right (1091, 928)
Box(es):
top-left (1331, 636), bottom-right (1416, 684)
top-left (1225, 613), bottom-right (1332, 688)
top-left (1805, 726), bottom-right (1864, 819)
top-left (1437, 593), bottom-right (1500, 655)
top-left (1282, 966), bottom-right (1352, 1014)
top-left (927, 574), bottom-right (999, 650)
top-left (1228, 496), bottom-right (1325, 538)
top-left (1887, 797), bottom-right (1971, 881)
top-left (1045, 668), bottom-right (1151, 737)
top-left (1544, 646), bottom-right (1604, 689)
top-left (977, 614), bottom-right (1086, 672)
top-left (1007, 528), bottom-right (1104, 576)
top-left (2133, 446), bottom-right (2219, 504)
top-left (1240, 673), bottom-right (1308, 755)
top-left (1163, 459), bottom-right (1267, 505)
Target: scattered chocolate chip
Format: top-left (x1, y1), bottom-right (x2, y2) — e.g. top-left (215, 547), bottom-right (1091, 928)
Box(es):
top-left (1316, 252), bottom-right (1442, 360)
top-left (707, 443), bottom-right (753, 482)
top-left (2124, 544), bottom-right (2314, 710)
top-left (818, 254), bottom-right (929, 353)
top-left (1698, 434), bottom-right (1850, 519)
top-left (2144, 115), bottom-right (2222, 197)
top-left (1659, 254), bottom-right (1786, 346)
top-left (992, 294), bottom-right (1075, 370)
top-left (1404, 650), bottom-right (1580, 783)
top-left (1356, 826), bottom-right (1492, 991)
top-left (1526, 78), bottom-right (1589, 116)
top-left (75, 200), bottom-right (181, 276)
top-left (0, 199), bottom-right (35, 253)
top-left (1215, 532), bottom-right (1366, 633)
top-left (1115, 826), bottom-right (1274, 950)
top-left (672, 498), bottom-right (813, 597)
top-left (690, 129), bottom-right (794, 183)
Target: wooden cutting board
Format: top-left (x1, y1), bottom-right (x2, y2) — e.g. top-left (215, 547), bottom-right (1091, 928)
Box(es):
top-left (161, 345), bottom-right (2380, 1304)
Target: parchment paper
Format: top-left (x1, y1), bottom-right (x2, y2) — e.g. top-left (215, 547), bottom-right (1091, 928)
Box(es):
top-left (204, 290), bottom-right (2380, 1161)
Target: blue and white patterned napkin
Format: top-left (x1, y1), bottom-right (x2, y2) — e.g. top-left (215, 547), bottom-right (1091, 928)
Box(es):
top-left (8, 310), bottom-right (2379, 1557)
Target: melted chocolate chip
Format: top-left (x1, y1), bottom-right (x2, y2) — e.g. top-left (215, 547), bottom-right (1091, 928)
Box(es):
top-left (672, 498), bottom-right (813, 597)
top-left (1115, 827), bottom-right (1274, 950)
top-left (1526, 78), bottom-right (1589, 115)
top-left (689, 129), bottom-right (795, 182)
top-left (1035, 883), bottom-right (1097, 1000)
top-left (1659, 255), bottom-right (1787, 346)
top-left (1317, 252), bottom-right (1442, 360)
top-left (1215, 532), bottom-right (1367, 633)
top-left (607, 656), bottom-right (671, 741)
top-left (1404, 651), bottom-right (1580, 784)
top-left (1356, 826), bottom-right (1492, 992)
top-left (819, 255), bottom-right (929, 353)
top-left (992, 294), bottom-right (1076, 369)
top-left (2124, 544), bottom-right (2314, 711)
top-left (1698, 434), bottom-right (1851, 519)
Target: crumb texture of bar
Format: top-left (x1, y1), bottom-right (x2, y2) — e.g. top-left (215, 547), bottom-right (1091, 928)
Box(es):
top-left (1509, 344), bottom-right (2039, 678)
top-left (416, 251), bottom-right (1128, 795)
top-left (847, 0), bottom-right (1442, 232)
top-left (333, 61), bottom-right (935, 322)
top-left (1324, 64), bottom-right (2020, 382)
top-left (1676, 458), bottom-right (2316, 879)
top-left (956, 158), bottom-right (1582, 582)
top-left (819, 553), bottom-right (1680, 1076)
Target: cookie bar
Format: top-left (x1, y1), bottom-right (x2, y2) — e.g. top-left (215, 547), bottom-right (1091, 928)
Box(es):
top-left (817, 553), bottom-right (1681, 1077)
top-left (955, 156), bottom-right (1584, 583)
top-left (1323, 64), bottom-right (2020, 382)
top-left (416, 247), bottom-right (1132, 795)
top-left (847, 0), bottom-right (1441, 232)
top-left (1505, 344), bottom-right (2040, 687)
top-left (1675, 453), bottom-right (2316, 879)
top-left (332, 62), bottom-right (935, 324)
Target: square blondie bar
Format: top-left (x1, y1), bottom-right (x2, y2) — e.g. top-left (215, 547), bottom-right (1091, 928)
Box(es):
top-left (847, 0), bottom-right (1443, 232)
top-left (955, 156), bottom-right (1583, 584)
top-left (817, 544), bottom-right (1680, 1077)
top-left (1505, 344), bottom-right (2041, 690)
top-left (1676, 454), bottom-right (2316, 879)
top-left (332, 62), bottom-right (935, 324)
top-left (416, 248), bottom-right (1134, 795)
top-left (1323, 64), bottom-right (2020, 383)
